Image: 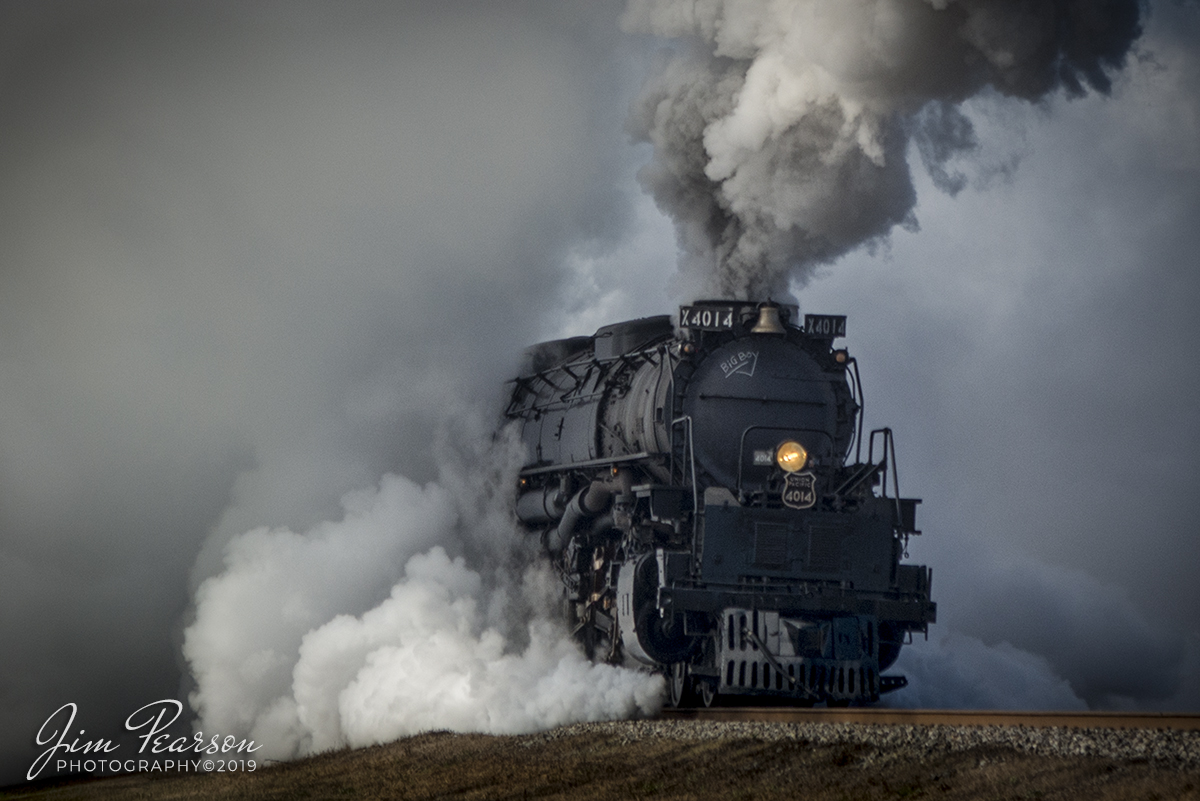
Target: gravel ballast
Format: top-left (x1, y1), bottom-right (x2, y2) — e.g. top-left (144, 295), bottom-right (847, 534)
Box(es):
top-left (542, 719), bottom-right (1200, 765)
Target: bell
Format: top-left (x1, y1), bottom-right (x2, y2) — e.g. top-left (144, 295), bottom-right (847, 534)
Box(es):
top-left (750, 304), bottom-right (786, 335)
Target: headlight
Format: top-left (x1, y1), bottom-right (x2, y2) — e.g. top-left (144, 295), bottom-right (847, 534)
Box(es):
top-left (775, 440), bottom-right (807, 472)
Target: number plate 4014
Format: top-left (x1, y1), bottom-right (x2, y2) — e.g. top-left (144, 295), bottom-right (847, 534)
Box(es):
top-left (679, 305), bottom-right (736, 331)
top-left (803, 314), bottom-right (847, 338)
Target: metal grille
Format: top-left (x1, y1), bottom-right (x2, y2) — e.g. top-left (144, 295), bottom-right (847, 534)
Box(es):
top-left (753, 523), bottom-right (789, 568)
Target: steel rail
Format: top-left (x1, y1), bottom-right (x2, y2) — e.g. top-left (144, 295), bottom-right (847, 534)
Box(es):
top-left (658, 707), bottom-right (1200, 730)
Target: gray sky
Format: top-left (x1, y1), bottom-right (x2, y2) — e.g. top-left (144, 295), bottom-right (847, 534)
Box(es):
top-left (1, 0), bottom-right (1198, 785)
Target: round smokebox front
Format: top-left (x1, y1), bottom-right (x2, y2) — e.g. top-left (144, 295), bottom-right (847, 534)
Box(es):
top-left (683, 337), bottom-right (839, 490)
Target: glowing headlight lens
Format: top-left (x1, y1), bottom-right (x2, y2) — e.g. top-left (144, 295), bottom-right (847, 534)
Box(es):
top-left (775, 441), bottom-right (808, 472)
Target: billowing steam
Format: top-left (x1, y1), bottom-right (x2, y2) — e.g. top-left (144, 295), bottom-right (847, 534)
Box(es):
top-left (623, 0), bottom-right (1143, 298)
top-left (184, 423), bottom-right (662, 759)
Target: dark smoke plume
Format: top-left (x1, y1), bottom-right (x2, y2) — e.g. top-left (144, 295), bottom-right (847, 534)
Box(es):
top-left (624, 0), bottom-right (1143, 299)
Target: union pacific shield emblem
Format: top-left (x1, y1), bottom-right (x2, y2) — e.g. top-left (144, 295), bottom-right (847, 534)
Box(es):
top-left (782, 471), bottom-right (817, 510)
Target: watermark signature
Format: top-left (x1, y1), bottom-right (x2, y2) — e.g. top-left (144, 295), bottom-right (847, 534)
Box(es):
top-left (28, 699), bottom-right (261, 781)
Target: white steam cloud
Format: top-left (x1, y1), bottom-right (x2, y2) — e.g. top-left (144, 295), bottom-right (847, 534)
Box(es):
top-left (184, 425), bottom-right (662, 760)
top-left (623, 0), bottom-right (1143, 298)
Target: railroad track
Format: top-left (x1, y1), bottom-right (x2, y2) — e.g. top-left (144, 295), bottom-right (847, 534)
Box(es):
top-left (659, 707), bottom-right (1200, 730)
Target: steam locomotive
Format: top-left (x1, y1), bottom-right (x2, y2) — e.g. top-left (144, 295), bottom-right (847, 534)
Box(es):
top-left (505, 301), bottom-right (935, 706)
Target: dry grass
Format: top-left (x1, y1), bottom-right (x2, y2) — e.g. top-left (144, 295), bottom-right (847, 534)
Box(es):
top-left (3, 725), bottom-right (1198, 800)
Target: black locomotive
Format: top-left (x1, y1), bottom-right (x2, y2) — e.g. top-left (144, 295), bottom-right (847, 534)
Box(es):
top-left (505, 300), bottom-right (935, 706)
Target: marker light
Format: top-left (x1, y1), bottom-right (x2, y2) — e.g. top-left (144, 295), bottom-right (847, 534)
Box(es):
top-left (775, 441), bottom-right (808, 473)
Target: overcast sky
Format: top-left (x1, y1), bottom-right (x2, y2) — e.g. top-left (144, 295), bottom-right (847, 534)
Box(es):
top-left (2, 0), bottom-right (1198, 785)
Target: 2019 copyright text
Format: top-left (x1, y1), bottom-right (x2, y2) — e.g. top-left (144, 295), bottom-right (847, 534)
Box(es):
top-left (28, 699), bottom-right (261, 781)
